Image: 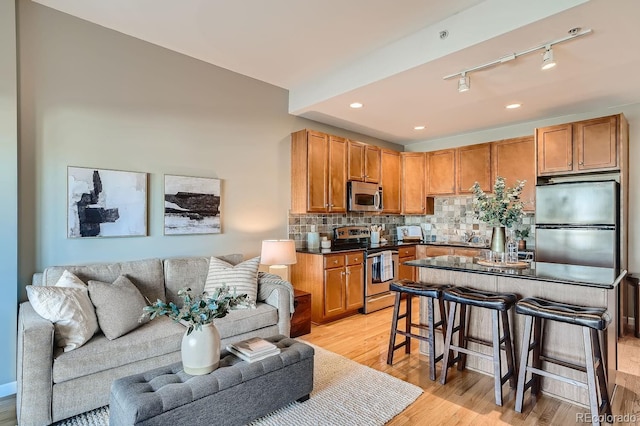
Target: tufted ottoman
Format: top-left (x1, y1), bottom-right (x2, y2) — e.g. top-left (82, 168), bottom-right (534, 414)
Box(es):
top-left (109, 336), bottom-right (314, 426)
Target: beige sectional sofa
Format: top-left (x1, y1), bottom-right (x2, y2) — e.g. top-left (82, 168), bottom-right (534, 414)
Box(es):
top-left (17, 254), bottom-right (293, 426)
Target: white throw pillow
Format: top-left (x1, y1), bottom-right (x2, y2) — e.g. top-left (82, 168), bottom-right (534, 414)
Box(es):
top-left (26, 270), bottom-right (99, 352)
top-left (204, 256), bottom-right (260, 302)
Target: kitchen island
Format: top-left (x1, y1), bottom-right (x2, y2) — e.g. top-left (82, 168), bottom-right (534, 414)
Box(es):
top-left (404, 256), bottom-right (626, 407)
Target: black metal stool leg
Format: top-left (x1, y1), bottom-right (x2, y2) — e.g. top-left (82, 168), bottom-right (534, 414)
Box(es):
top-left (491, 310), bottom-right (504, 405)
top-left (502, 310), bottom-right (517, 389)
top-left (405, 294), bottom-right (412, 355)
top-left (457, 304), bottom-right (467, 371)
top-left (583, 327), bottom-right (601, 426)
top-left (591, 329), bottom-right (612, 419)
top-left (515, 314), bottom-right (533, 412)
top-left (440, 301), bottom-right (457, 385)
top-left (531, 317), bottom-right (543, 398)
top-left (386, 291), bottom-right (402, 365)
top-left (427, 296), bottom-right (437, 381)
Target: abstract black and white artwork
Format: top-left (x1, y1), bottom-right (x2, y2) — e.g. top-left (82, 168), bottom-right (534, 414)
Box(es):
top-left (68, 167), bottom-right (147, 238)
top-left (164, 175), bottom-right (221, 235)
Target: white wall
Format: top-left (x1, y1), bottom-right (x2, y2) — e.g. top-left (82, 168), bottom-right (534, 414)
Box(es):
top-left (0, 0), bottom-right (18, 393)
top-left (406, 104), bottom-right (640, 272)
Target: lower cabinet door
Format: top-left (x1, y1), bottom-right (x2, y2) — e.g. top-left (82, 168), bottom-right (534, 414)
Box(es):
top-left (324, 268), bottom-right (345, 317)
top-left (345, 264), bottom-right (364, 310)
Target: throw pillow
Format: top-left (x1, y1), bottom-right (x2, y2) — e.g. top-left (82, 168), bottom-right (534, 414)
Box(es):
top-left (26, 270), bottom-right (99, 352)
top-left (88, 275), bottom-right (149, 340)
top-left (204, 256), bottom-right (260, 302)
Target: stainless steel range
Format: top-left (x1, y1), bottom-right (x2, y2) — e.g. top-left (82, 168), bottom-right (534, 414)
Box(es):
top-left (333, 226), bottom-right (399, 314)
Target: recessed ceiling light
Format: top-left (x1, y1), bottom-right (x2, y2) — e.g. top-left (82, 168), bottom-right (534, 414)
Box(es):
top-left (505, 103), bottom-right (522, 109)
top-left (414, 125), bottom-right (425, 130)
top-left (350, 102), bottom-right (363, 109)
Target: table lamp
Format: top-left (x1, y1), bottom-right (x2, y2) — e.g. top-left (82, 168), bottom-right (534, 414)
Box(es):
top-left (260, 239), bottom-right (297, 281)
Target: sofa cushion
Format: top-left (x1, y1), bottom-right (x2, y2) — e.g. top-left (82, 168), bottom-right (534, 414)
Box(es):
top-left (52, 303), bottom-right (279, 383)
top-left (26, 270), bottom-right (99, 352)
top-left (204, 256), bottom-right (260, 302)
top-left (42, 258), bottom-right (165, 303)
top-left (53, 316), bottom-right (184, 384)
top-left (88, 275), bottom-right (149, 340)
top-left (163, 254), bottom-right (243, 305)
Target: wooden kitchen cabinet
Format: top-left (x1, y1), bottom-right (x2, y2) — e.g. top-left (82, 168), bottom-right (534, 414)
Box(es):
top-left (291, 251), bottom-right (365, 324)
top-left (492, 136), bottom-right (536, 211)
top-left (453, 247), bottom-right (483, 258)
top-left (456, 143), bottom-right (491, 194)
top-left (401, 152), bottom-right (427, 214)
top-left (426, 149), bottom-right (456, 195)
top-left (348, 140), bottom-right (381, 183)
top-left (381, 149), bottom-right (401, 213)
top-left (398, 245), bottom-right (417, 281)
top-left (291, 130), bottom-right (347, 213)
top-left (424, 246), bottom-right (453, 257)
top-left (536, 115), bottom-right (620, 176)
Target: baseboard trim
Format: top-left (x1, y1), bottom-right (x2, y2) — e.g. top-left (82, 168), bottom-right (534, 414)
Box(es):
top-left (0, 381), bottom-right (16, 397)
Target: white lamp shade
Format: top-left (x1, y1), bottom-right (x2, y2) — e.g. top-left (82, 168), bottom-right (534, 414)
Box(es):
top-left (260, 239), bottom-right (297, 266)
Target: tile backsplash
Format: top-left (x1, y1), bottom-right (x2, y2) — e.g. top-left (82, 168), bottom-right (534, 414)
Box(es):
top-left (288, 195), bottom-right (536, 249)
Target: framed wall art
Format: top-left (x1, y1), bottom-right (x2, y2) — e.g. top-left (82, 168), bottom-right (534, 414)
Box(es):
top-left (164, 175), bottom-right (221, 235)
top-left (68, 167), bottom-right (148, 238)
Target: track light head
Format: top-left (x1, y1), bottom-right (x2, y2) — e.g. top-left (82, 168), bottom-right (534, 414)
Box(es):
top-left (458, 73), bottom-right (470, 92)
top-left (541, 45), bottom-right (556, 70)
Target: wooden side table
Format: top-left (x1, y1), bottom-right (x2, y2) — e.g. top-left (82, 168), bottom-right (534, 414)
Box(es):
top-left (290, 289), bottom-right (311, 338)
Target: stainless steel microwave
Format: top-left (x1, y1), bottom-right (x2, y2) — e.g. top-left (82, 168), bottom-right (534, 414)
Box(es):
top-left (348, 181), bottom-right (383, 212)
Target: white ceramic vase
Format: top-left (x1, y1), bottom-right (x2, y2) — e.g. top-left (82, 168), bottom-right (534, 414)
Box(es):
top-left (181, 322), bottom-right (220, 375)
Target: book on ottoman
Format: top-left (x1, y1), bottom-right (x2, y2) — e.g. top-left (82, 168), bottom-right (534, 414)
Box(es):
top-left (226, 337), bottom-right (281, 362)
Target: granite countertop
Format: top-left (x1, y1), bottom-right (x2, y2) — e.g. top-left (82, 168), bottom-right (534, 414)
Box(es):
top-left (404, 255), bottom-right (626, 289)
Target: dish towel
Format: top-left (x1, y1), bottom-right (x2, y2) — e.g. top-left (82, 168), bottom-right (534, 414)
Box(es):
top-left (380, 251), bottom-right (395, 282)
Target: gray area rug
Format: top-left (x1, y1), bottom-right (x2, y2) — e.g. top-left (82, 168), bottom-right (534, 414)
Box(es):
top-left (54, 344), bottom-right (423, 426)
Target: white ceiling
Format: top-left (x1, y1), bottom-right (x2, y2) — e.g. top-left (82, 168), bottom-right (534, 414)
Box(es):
top-left (32, 0), bottom-right (640, 145)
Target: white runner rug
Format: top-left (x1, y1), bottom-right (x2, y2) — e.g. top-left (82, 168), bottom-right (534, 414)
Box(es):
top-left (54, 344), bottom-right (423, 426)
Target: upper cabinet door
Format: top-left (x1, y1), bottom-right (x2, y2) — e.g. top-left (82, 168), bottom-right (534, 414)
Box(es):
top-left (456, 143), bottom-right (491, 194)
top-left (426, 149), bottom-right (455, 195)
top-left (306, 131), bottom-right (329, 212)
top-left (492, 136), bottom-right (535, 211)
top-left (364, 145), bottom-right (381, 183)
top-left (381, 149), bottom-right (401, 213)
top-left (576, 116), bottom-right (618, 171)
top-left (328, 136), bottom-right (347, 213)
top-left (401, 152), bottom-right (426, 214)
top-left (536, 124), bottom-right (573, 175)
top-left (347, 140), bottom-right (365, 181)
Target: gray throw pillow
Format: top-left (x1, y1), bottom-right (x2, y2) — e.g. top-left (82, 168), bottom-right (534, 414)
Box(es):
top-left (88, 275), bottom-right (149, 340)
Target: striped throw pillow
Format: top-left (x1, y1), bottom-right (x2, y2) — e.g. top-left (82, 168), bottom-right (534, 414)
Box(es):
top-left (204, 256), bottom-right (260, 302)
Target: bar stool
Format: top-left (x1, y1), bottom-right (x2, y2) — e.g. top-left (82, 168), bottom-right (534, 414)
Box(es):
top-left (387, 279), bottom-right (449, 380)
top-left (440, 286), bottom-right (517, 406)
top-left (514, 297), bottom-right (611, 425)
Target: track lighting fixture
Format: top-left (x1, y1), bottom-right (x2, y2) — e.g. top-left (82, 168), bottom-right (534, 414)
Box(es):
top-left (541, 45), bottom-right (556, 70)
top-left (458, 73), bottom-right (470, 92)
top-left (443, 27), bottom-right (592, 92)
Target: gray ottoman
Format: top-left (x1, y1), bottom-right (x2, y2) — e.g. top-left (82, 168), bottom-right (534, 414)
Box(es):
top-left (109, 336), bottom-right (314, 426)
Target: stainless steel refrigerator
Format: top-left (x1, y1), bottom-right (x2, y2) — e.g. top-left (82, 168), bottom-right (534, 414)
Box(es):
top-left (535, 180), bottom-right (619, 283)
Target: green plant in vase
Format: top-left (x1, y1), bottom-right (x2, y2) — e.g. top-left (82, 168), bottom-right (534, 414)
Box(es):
top-left (471, 176), bottom-right (526, 252)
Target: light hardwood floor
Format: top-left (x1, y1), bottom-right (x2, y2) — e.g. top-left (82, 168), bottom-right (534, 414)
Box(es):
top-left (3, 301), bottom-right (639, 425)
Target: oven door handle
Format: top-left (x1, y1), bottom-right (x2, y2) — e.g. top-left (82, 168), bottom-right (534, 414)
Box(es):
top-left (367, 250), bottom-right (398, 259)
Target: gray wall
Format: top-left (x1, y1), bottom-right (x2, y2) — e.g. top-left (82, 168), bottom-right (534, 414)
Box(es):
top-left (0, 0), bottom-right (18, 392)
top-left (9, 0), bottom-right (400, 391)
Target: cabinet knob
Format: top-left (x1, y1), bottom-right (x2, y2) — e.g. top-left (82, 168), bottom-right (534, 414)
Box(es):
top-left (568, 162), bottom-right (572, 167)
top-left (330, 204), bottom-right (334, 207)
top-left (579, 161), bottom-right (584, 166)
top-left (334, 260), bottom-right (338, 264)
